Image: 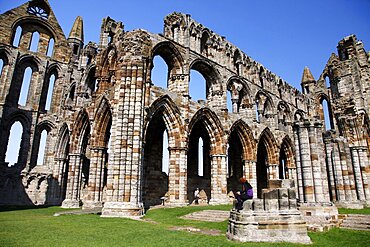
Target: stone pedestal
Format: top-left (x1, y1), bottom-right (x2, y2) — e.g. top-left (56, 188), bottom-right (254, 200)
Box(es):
top-left (101, 202), bottom-right (143, 219)
top-left (227, 208), bottom-right (311, 244)
top-left (61, 199), bottom-right (80, 208)
top-left (82, 200), bottom-right (103, 210)
top-left (299, 202), bottom-right (339, 231)
top-left (227, 179), bottom-right (311, 244)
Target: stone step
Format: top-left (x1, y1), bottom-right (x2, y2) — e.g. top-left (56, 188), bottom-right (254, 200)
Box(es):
top-left (181, 210), bottom-right (230, 222)
top-left (339, 214), bottom-right (370, 231)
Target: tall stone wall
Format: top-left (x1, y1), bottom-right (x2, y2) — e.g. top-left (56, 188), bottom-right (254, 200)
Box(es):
top-left (0, 1), bottom-right (368, 217)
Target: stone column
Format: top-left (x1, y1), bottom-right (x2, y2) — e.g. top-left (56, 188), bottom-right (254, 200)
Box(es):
top-left (102, 61), bottom-right (146, 218)
top-left (62, 153), bottom-right (82, 208)
top-left (308, 125), bottom-right (324, 202)
top-left (167, 147), bottom-right (188, 206)
top-left (358, 148), bottom-right (370, 201)
top-left (243, 160), bottom-right (257, 194)
top-left (324, 137), bottom-right (337, 201)
top-left (84, 147), bottom-right (106, 209)
top-left (350, 147), bottom-right (365, 200)
top-left (332, 142), bottom-right (345, 201)
top-left (209, 154), bottom-right (228, 204)
top-left (293, 125), bottom-right (304, 202)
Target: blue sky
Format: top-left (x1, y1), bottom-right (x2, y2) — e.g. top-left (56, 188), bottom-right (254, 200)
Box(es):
top-left (1, 0), bottom-right (369, 90)
top-left (0, 0), bottom-right (369, 167)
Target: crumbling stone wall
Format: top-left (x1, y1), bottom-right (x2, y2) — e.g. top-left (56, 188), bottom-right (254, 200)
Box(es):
top-left (0, 1), bottom-right (368, 218)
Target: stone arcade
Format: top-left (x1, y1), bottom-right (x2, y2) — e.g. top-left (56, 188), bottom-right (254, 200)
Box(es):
top-left (0, 0), bottom-right (369, 222)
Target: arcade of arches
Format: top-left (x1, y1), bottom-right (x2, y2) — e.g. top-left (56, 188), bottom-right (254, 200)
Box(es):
top-left (0, 1), bottom-right (369, 218)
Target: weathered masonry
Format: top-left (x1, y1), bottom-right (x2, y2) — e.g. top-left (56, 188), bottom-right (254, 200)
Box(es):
top-left (0, 0), bottom-right (369, 217)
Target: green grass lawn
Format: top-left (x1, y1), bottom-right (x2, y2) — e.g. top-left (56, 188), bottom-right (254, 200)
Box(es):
top-left (338, 207), bottom-right (370, 215)
top-left (0, 205), bottom-right (369, 247)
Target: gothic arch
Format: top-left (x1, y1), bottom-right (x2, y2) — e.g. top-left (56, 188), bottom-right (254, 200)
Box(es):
top-left (30, 120), bottom-right (56, 169)
top-left (145, 95), bottom-right (184, 147)
top-left (70, 109), bottom-right (91, 154)
top-left (229, 119), bottom-right (256, 161)
top-left (189, 59), bottom-right (222, 100)
top-left (55, 123), bottom-right (70, 158)
top-left (0, 112), bottom-right (31, 169)
top-left (280, 136), bottom-right (295, 169)
top-left (151, 41), bottom-right (184, 75)
top-left (256, 127), bottom-right (279, 197)
top-left (227, 120), bottom-right (256, 192)
top-left (317, 93), bottom-right (334, 130)
top-left (258, 128), bottom-right (279, 165)
top-left (227, 76), bottom-right (253, 112)
top-left (188, 108), bottom-right (225, 155)
top-left (91, 97), bottom-right (112, 147)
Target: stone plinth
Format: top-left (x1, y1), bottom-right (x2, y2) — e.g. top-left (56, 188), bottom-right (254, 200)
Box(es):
top-left (227, 179), bottom-right (311, 244)
top-left (101, 202), bottom-right (143, 219)
top-left (61, 199), bottom-right (80, 208)
top-left (227, 209), bottom-right (311, 244)
top-left (299, 202), bottom-right (339, 231)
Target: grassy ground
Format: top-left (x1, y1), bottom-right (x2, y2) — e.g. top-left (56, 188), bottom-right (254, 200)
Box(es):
top-left (338, 207), bottom-right (370, 215)
top-left (0, 205), bottom-right (369, 247)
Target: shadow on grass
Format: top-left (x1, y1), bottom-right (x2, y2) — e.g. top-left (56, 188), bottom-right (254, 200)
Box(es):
top-left (0, 205), bottom-right (53, 212)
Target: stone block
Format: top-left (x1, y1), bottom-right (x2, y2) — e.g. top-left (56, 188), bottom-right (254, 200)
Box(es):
top-left (253, 199), bottom-right (264, 211)
top-left (288, 188), bottom-right (296, 199)
top-left (282, 179), bottom-right (295, 188)
top-left (264, 199), bottom-right (279, 211)
top-left (242, 200), bottom-right (253, 211)
top-left (278, 188), bottom-right (288, 199)
top-left (268, 179), bottom-right (282, 189)
top-left (289, 199), bottom-right (297, 209)
top-left (263, 189), bottom-right (279, 200)
top-left (279, 198), bottom-right (289, 210)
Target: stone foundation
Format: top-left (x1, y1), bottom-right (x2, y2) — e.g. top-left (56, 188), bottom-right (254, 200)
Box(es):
top-left (61, 199), bottom-right (80, 208)
top-left (299, 202), bottom-right (339, 231)
top-left (101, 202), bottom-right (144, 219)
top-left (227, 179), bottom-right (311, 244)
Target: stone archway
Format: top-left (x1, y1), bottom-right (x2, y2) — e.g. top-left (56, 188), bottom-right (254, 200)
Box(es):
top-left (187, 108), bottom-right (227, 204)
top-left (142, 96), bottom-right (186, 207)
top-left (256, 128), bottom-right (279, 198)
top-left (227, 120), bottom-right (256, 195)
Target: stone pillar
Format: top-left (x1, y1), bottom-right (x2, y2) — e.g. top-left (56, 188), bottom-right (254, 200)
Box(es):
top-left (83, 147), bottom-right (106, 209)
top-left (102, 61), bottom-right (147, 218)
top-left (297, 123), bottom-right (315, 202)
top-left (351, 147), bottom-right (365, 200)
top-left (332, 142), bottom-right (345, 201)
top-left (269, 163), bottom-right (278, 180)
top-left (209, 154), bottom-right (228, 204)
top-left (167, 147), bottom-right (188, 206)
top-left (324, 137), bottom-right (337, 201)
top-left (62, 153), bottom-right (82, 208)
top-left (293, 125), bottom-right (304, 202)
top-left (308, 125), bottom-right (324, 202)
top-left (243, 160), bottom-right (257, 195)
top-left (359, 148), bottom-right (370, 201)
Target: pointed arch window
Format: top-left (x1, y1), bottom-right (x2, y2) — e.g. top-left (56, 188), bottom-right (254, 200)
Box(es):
top-left (37, 130), bottom-right (48, 165)
top-left (189, 69), bottom-right (206, 102)
top-left (46, 38), bottom-right (54, 57)
top-left (321, 99), bottom-right (332, 130)
top-left (5, 121), bottom-right (23, 167)
top-left (151, 55), bottom-right (168, 89)
top-left (30, 32), bottom-right (40, 52)
top-left (13, 26), bottom-right (22, 47)
top-left (19, 67), bottom-right (32, 106)
top-left (198, 137), bottom-right (204, 176)
top-left (162, 130), bottom-right (169, 175)
top-left (0, 58), bottom-right (4, 78)
top-left (45, 74), bottom-right (56, 111)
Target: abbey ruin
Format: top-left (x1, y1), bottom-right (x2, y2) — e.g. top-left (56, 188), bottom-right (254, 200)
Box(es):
top-left (0, 0), bottom-right (369, 218)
